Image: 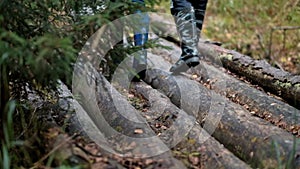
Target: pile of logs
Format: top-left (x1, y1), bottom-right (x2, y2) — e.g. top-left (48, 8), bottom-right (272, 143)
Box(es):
top-left (54, 13), bottom-right (300, 168)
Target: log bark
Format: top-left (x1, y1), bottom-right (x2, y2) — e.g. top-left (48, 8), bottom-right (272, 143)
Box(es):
top-left (195, 62), bottom-right (300, 136)
top-left (133, 82), bottom-right (251, 169)
top-left (26, 80), bottom-right (186, 168)
top-left (198, 43), bottom-right (300, 109)
top-left (149, 37), bottom-right (300, 136)
top-left (143, 67), bottom-right (300, 168)
top-left (67, 59), bottom-right (191, 168)
top-left (150, 38), bottom-right (300, 136)
top-left (61, 65), bottom-right (249, 168)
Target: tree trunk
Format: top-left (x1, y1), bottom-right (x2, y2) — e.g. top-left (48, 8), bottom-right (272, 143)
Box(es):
top-left (73, 64), bottom-right (184, 168)
top-left (133, 82), bottom-right (251, 169)
top-left (196, 62), bottom-right (300, 136)
top-left (197, 42), bottom-right (300, 109)
top-left (149, 38), bottom-right (300, 136)
top-left (60, 84), bottom-right (185, 169)
top-left (143, 67), bottom-right (300, 169)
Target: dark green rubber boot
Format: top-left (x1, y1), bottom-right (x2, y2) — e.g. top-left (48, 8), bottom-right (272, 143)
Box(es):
top-left (170, 7), bottom-right (201, 74)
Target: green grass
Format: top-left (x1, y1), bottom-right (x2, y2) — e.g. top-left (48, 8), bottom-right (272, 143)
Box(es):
top-left (204, 0), bottom-right (300, 73)
top-left (1, 101), bottom-right (16, 169)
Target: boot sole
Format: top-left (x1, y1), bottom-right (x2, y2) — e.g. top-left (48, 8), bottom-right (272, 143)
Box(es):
top-left (170, 57), bottom-right (199, 74)
top-left (186, 57), bottom-right (200, 67)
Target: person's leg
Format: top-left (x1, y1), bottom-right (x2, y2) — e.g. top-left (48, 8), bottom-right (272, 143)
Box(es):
top-left (131, 0), bottom-right (149, 81)
top-left (190, 0), bottom-right (208, 33)
top-left (132, 0), bottom-right (149, 46)
top-left (169, 0), bottom-right (200, 74)
top-left (170, 0), bottom-right (192, 15)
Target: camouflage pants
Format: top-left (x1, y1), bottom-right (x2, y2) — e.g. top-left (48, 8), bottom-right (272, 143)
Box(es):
top-left (170, 0), bottom-right (208, 58)
top-left (171, 0), bottom-right (208, 32)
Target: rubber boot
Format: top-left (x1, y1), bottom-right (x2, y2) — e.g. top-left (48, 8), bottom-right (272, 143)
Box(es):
top-left (170, 7), bottom-right (200, 74)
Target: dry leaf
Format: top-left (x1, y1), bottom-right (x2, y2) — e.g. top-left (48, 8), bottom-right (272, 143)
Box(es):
top-left (134, 129), bottom-right (143, 134)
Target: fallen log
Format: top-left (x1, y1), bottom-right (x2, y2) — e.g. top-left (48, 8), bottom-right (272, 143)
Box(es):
top-left (150, 38), bottom-right (300, 136)
top-left (143, 67), bottom-right (300, 168)
top-left (198, 42), bottom-right (300, 109)
top-left (26, 81), bottom-right (186, 168)
top-left (150, 13), bottom-right (300, 108)
top-left (71, 62), bottom-right (186, 168)
top-left (195, 62), bottom-right (300, 136)
top-left (133, 82), bottom-right (252, 169)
